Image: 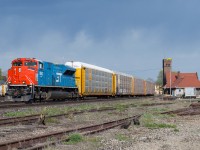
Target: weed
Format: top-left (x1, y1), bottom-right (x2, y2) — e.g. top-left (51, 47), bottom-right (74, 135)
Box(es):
top-left (4, 108), bottom-right (35, 117)
top-left (73, 104), bottom-right (95, 112)
top-left (145, 123), bottom-right (176, 129)
top-left (45, 118), bottom-right (60, 124)
top-left (129, 103), bottom-right (137, 107)
top-left (150, 108), bottom-right (169, 113)
top-left (114, 104), bottom-right (127, 111)
top-left (86, 137), bottom-right (102, 143)
top-left (141, 113), bottom-right (176, 129)
top-left (153, 113), bottom-right (176, 119)
top-left (174, 128), bottom-right (179, 132)
top-left (140, 113), bottom-right (154, 124)
top-left (64, 133), bottom-right (84, 145)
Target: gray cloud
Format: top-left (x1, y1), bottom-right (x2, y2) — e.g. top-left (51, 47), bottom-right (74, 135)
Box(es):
top-left (1, 0), bottom-right (200, 81)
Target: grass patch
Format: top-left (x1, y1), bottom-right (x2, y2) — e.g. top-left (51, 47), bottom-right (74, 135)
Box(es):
top-left (72, 104), bottom-right (96, 112)
top-left (41, 104), bottom-right (95, 116)
top-left (150, 108), bottom-right (169, 113)
top-left (141, 113), bottom-right (176, 129)
top-left (64, 133), bottom-right (84, 145)
top-left (174, 128), bottom-right (179, 132)
top-left (114, 104), bottom-right (128, 111)
top-left (115, 134), bottom-right (130, 141)
top-left (141, 113), bottom-right (154, 124)
top-left (145, 123), bottom-right (176, 129)
top-left (4, 108), bottom-right (35, 117)
top-left (45, 118), bottom-right (60, 124)
top-left (129, 103), bottom-right (137, 107)
top-left (86, 137), bottom-right (102, 143)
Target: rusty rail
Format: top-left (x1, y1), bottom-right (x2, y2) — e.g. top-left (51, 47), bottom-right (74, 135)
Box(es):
top-left (141, 102), bottom-right (173, 106)
top-left (0, 107), bottom-right (116, 127)
top-left (0, 115), bottom-right (141, 150)
top-left (0, 96), bottom-right (156, 110)
top-left (162, 103), bottom-right (200, 116)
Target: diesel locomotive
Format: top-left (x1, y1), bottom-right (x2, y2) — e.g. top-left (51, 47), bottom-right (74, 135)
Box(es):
top-left (6, 58), bottom-right (155, 102)
top-left (6, 58), bottom-right (78, 102)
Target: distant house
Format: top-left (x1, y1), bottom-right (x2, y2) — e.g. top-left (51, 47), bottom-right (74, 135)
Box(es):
top-left (163, 72), bottom-right (200, 97)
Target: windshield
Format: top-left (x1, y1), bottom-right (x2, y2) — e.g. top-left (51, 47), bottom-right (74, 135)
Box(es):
top-left (24, 61), bottom-right (37, 66)
top-left (13, 61), bottom-right (22, 66)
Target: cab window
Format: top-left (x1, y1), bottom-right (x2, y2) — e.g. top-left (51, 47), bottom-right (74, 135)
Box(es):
top-left (25, 61), bottom-right (37, 66)
top-left (13, 61), bottom-right (22, 66)
top-left (39, 62), bottom-right (44, 69)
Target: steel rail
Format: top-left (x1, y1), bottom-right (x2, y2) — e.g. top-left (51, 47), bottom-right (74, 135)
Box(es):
top-left (0, 114), bottom-right (141, 150)
top-left (0, 107), bottom-right (116, 127)
top-left (0, 96), bottom-right (155, 109)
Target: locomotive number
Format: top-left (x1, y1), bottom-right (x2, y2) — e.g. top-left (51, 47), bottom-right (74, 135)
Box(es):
top-left (56, 73), bottom-right (62, 82)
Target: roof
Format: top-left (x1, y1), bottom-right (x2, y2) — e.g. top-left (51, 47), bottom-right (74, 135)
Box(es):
top-left (114, 71), bottom-right (133, 78)
top-left (164, 72), bottom-right (200, 88)
top-left (65, 62), bottom-right (113, 73)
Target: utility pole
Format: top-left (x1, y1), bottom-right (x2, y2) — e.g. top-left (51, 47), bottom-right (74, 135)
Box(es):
top-left (170, 68), bottom-right (171, 96)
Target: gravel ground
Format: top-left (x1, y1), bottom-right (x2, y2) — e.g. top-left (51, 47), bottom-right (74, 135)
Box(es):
top-left (0, 97), bottom-right (172, 118)
top-left (0, 98), bottom-right (197, 149)
top-left (47, 101), bottom-right (200, 150)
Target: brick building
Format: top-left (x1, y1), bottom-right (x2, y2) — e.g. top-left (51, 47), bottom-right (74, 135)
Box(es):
top-left (163, 59), bottom-right (200, 97)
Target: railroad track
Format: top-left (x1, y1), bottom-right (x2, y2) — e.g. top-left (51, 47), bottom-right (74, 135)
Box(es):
top-left (141, 102), bottom-right (173, 106)
top-left (0, 107), bottom-right (116, 127)
top-left (0, 102), bottom-right (174, 127)
top-left (162, 102), bottom-right (200, 116)
top-left (0, 114), bottom-right (141, 150)
top-left (0, 96), bottom-right (156, 109)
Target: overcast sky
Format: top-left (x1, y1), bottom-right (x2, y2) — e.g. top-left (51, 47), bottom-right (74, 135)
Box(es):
top-left (1, 0), bottom-right (200, 80)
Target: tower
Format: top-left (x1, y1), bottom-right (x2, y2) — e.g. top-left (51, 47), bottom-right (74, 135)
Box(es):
top-left (163, 58), bottom-right (172, 86)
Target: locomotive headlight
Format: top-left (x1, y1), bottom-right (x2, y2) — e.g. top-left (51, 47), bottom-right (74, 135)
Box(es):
top-left (23, 81), bottom-right (26, 84)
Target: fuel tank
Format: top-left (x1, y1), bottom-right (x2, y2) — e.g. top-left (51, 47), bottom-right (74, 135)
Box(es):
top-left (46, 91), bottom-right (76, 100)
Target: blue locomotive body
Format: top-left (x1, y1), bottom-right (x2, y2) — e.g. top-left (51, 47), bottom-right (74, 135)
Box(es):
top-left (37, 61), bottom-right (76, 88)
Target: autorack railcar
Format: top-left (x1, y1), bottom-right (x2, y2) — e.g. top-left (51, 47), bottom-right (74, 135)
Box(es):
top-left (65, 62), bottom-right (114, 97)
top-left (114, 72), bottom-right (133, 96)
top-left (133, 77), bottom-right (145, 96)
top-left (145, 81), bottom-right (155, 95)
top-left (66, 61), bottom-right (155, 97)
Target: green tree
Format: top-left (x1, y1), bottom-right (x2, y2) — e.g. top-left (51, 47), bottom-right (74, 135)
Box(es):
top-left (156, 70), bottom-right (163, 86)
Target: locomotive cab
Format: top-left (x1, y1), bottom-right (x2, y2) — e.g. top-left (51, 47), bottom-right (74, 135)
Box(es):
top-left (6, 58), bottom-right (38, 101)
top-left (8, 58), bottom-right (38, 85)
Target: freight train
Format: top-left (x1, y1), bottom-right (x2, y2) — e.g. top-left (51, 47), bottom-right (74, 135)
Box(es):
top-left (5, 58), bottom-right (155, 102)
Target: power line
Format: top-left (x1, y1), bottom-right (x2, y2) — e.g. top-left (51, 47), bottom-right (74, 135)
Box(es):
top-left (119, 68), bottom-right (161, 73)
